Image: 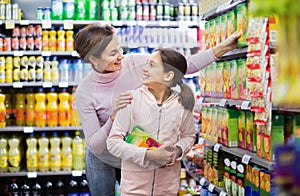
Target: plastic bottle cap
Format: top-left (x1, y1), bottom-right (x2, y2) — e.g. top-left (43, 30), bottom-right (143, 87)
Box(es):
top-left (41, 132), bottom-right (46, 137)
top-left (53, 132), bottom-right (58, 136)
top-left (64, 131), bottom-right (69, 136)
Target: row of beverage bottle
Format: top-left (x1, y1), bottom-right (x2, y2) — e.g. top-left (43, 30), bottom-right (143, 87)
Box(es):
top-left (0, 87), bottom-right (81, 127)
top-left (0, 56), bottom-right (91, 83)
top-left (0, 131), bottom-right (85, 173)
top-left (0, 1), bottom-right (20, 20)
top-left (0, 175), bottom-right (89, 196)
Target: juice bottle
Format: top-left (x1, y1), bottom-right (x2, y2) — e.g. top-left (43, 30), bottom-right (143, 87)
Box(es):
top-left (70, 87), bottom-right (80, 126)
top-left (61, 131), bottom-right (72, 171)
top-left (15, 91), bottom-right (25, 126)
top-left (44, 57), bottom-right (51, 82)
top-left (42, 30), bottom-right (49, 51)
top-left (5, 56), bottom-right (13, 83)
top-left (26, 133), bottom-right (38, 172)
top-left (82, 138), bottom-right (86, 169)
top-left (38, 132), bottom-right (49, 172)
top-left (51, 0), bottom-right (63, 20)
top-left (36, 56), bottom-right (44, 82)
top-left (51, 56), bottom-right (59, 83)
top-left (46, 88), bottom-right (58, 127)
top-left (20, 56), bottom-right (29, 82)
top-left (75, 0), bottom-right (86, 20)
top-left (48, 28), bottom-right (57, 51)
top-left (35, 88), bottom-right (46, 127)
top-left (0, 135), bottom-right (8, 173)
top-left (25, 88), bottom-right (35, 126)
top-left (65, 30), bottom-right (74, 51)
top-left (4, 91), bottom-right (13, 126)
top-left (58, 88), bottom-right (70, 126)
top-left (13, 56), bottom-right (21, 82)
top-left (50, 131), bottom-right (61, 172)
top-left (72, 131), bottom-right (83, 170)
top-left (8, 134), bottom-right (21, 172)
top-left (0, 92), bottom-right (6, 128)
top-left (86, 0), bottom-right (98, 20)
top-left (57, 26), bottom-right (65, 51)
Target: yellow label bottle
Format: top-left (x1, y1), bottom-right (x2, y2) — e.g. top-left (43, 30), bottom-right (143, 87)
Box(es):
top-left (58, 89), bottom-right (70, 126)
top-left (72, 131), bottom-right (83, 170)
top-left (35, 88), bottom-right (46, 127)
top-left (50, 132), bottom-right (61, 172)
top-left (8, 135), bottom-right (21, 172)
top-left (26, 133), bottom-right (38, 172)
top-left (15, 92), bottom-right (25, 126)
top-left (25, 88), bottom-right (35, 126)
top-left (0, 93), bottom-right (6, 128)
top-left (0, 135), bottom-right (8, 173)
top-left (38, 132), bottom-right (49, 172)
top-left (61, 131), bottom-right (72, 171)
top-left (46, 88), bottom-right (58, 127)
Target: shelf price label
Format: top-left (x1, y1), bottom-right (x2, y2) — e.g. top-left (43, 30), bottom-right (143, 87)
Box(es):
top-left (42, 82), bottom-right (53, 88)
top-left (112, 21), bottom-right (123, 26)
top-left (42, 20), bottom-right (52, 29)
top-left (208, 184), bottom-right (215, 192)
top-left (200, 177), bottom-right (206, 186)
top-left (213, 143), bottom-right (222, 152)
top-left (27, 172), bottom-right (37, 178)
top-left (5, 20), bottom-right (15, 29)
top-left (42, 51), bottom-right (52, 56)
top-left (20, 20), bottom-right (30, 25)
top-left (13, 82), bottom-right (23, 88)
top-left (71, 51), bottom-right (79, 57)
top-left (63, 20), bottom-right (74, 30)
top-left (14, 51), bottom-right (24, 56)
top-left (220, 191), bottom-right (227, 196)
top-left (219, 99), bottom-right (227, 107)
top-left (241, 101), bottom-right (251, 110)
top-left (24, 127), bottom-right (34, 133)
top-left (137, 21), bottom-right (147, 26)
top-left (72, 170), bottom-right (83, 177)
top-left (58, 82), bottom-right (68, 88)
top-left (127, 21), bottom-right (136, 26)
top-left (242, 154), bottom-right (252, 165)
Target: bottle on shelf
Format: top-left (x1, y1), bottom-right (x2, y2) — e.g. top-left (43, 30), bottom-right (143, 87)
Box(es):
top-left (79, 175), bottom-right (90, 196)
top-left (46, 87), bottom-right (58, 127)
top-left (35, 88), bottom-right (46, 127)
top-left (57, 26), bottom-right (65, 52)
top-left (58, 88), bottom-right (70, 126)
top-left (59, 59), bottom-right (69, 83)
top-left (44, 57), bottom-right (52, 83)
top-left (51, 56), bottom-right (59, 83)
top-left (61, 131), bottom-right (72, 171)
top-left (4, 91), bottom-right (13, 126)
top-left (25, 88), bottom-right (35, 127)
top-left (73, 59), bottom-right (83, 84)
top-left (49, 27), bottom-right (57, 52)
top-left (75, 0), bottom-right (86, 20)
top-left (0, 90), bottom-right (6, 128)
top-left (65, 30), bottom-right (74, 51)
top-left (8, 134), bottom-right (21, 172)
top-left (42, 30), bottom-right (49, 51)
top-left (38, 132), bottom-right (49, 172)
top-left (36, 56), bottom-right (44, 82)
top-left (13, 56), bottom-right (21, 82)
top-left (26, 133), bottom-right (38, 172)
top-left (72, 131), bottom-right (83, 170)
top-left (50, 131), bottom-right (61, 172)
top-left (68, 177), bottom-right (79, 196)
top-left (9, 178), bottom-right (20, 196)
top-left (28, 56), bottom-right (36, 82)
top-left (51, 0), bottom-right (63, 20)
top-left (20, 56), bottom-right (29, 82)
top-left (21, 180), bottom-right (31, 196)
top-left (15, 91), bottom-right (25, 126)
top-left (31, 180), bottom-right (42, 196)
top-left (0, 134), bottom-right (8, 173)
top-left (70, 86), bottom-right (80, 126)
top-left (86, 0), bottom-right (98, 20)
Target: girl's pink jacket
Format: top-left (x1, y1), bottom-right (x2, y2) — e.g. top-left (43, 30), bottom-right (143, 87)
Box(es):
top-left (107, 86), bottom-right (196, 196)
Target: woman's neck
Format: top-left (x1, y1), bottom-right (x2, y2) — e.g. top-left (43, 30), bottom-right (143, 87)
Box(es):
top-left (148, 86), bottom-right (171, 105)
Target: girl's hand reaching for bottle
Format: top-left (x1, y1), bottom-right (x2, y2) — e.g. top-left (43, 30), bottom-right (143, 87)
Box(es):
top-left (110, 92), bottom-right (132, 121)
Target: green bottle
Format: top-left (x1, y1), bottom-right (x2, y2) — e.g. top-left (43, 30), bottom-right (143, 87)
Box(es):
top-left (75, 0), bottom-right (86, 20)
top-left (86, 0), bottom-right (98, 20)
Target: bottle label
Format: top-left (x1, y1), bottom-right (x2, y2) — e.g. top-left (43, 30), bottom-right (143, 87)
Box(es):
top-left (39, 154), bottom-right (49, 167)
top-left (25, 109), bottom-right (35, 122)
top-left (27, 154), bottom-right (38, 167)
top-left (47, 111), bottom-right (58, 124)
top-left (0, 110), bottom-right (5, 121)
top-left (62, 153), bottom-right (72, 166)
top-left (50, 154), bottom-right (61, 167)
top-left (73, 144), bottom-right (83, 154)
top-left (16, 109), bottom-right (25, 120)
top-left (0, 155), bottom-right (8, 167)
top-left (8, 155), bottom-right (20, 167)
top-left (35, 111), bottom-right (46, 122)
top-left (58, 110), bottom-right (70, 125)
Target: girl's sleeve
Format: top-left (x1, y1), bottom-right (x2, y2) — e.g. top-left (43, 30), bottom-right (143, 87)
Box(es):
top-left (174, 110), bottom-right (197, 160)
top-left (107, 104), bottom-right (150, 168)
top-left (186, 48), bottom-right (218, 74)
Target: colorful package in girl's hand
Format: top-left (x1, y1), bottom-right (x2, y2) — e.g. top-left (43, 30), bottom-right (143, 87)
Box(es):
top-left (125, 126), bottom-right (163, 149)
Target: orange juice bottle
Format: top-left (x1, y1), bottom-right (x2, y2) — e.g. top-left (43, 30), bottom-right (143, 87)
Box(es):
top-left (70, 87), bottom-right (80, 126)
top-left (25, 88), bottom-right (35, 126)
top-left (57, 26), bottom-right (65, 51)
top-left (58, 88), bottom-right (70, 126)
top-left (46, 88), bottom-right (58, 127)
top-left (35, 88), bottom-right (46, 127)
top-left (65, 30), bottom-right (74, 51)
top-left (42, 30), bottom-right (49, 51)
top-left (48, 28), bottom-right (57, 51)
top-left (0, 91), bottom-right (6, 128)
top-left (15, 91), bottom-right (25, 126)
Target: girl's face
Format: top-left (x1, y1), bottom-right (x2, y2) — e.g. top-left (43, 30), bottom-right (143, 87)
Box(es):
top-left (142, 51), bottom-right (173, 87)
top-left (90, 35), bottom-right (124, 73)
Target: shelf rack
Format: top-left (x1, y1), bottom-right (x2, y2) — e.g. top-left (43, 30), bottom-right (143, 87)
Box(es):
top-left (199, 177), bottom-right (227, 196)
top-left (0, 126), bottom-right (82, 133)
top-left (0, 170), bottom-right (85, 178)
top-left (0, 81), bottom-right (79, 88)
top-left (200, 97), bottom-right (252, 109)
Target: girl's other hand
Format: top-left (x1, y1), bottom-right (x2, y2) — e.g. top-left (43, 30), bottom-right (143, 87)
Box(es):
top-left (145, 144), bottom-right (176, 166)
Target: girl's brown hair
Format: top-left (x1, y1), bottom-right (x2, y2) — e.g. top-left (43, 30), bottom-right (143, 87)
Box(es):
top-left (155, 48), bottom-right (195, 111)
top-left (75, 23), bottom-right (114, 62)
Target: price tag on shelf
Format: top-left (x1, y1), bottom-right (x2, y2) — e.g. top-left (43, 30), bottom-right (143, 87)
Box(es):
top-left (5, 20), bottom-right (15, 29)
top-left (213, 143), bottom-right (222, 152)
top-left (219, 99), bottom-right (227, 107)
top-left (42, 82), bottom-right (53, 88)
top-left (14, 51), bottom-right (24, 56)
top-left (71, 51), bottom-right (79, 57)
top-left (200, 177), bottom-right (206, 186)
top-left (208, 184), bottom-right (215, 192)
top-left (72, 170), bottom-right (83, 177)
top-left (241, 101), bottom-right (251, 110)
top-left (42, 51), bottom-right (52, 56)
top-left (27, 172), bottom-right (37, 178)
top-left (63, 20), bottom-right (74, 29)
top-left (220, 191), bottom-right (227, 196)
top-left (20, 20), bottom-right (30, 25)
top-left (13, 82), bottom-right (23, 88)
top-left (24, 127), bottom-right (34, 133)
top-left (242, 154), bottom-right (252, 164)
top-left (42, 20), bottom-right (52, 29)
top-left (59, 82), bottom-right (68, 88)
top-left (112, 21), bottom-right (123, 26)
top-left (198, 138), bottom-right (205, 145)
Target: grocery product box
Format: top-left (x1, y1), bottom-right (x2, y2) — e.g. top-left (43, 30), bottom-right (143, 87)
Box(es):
top-left (224, 156), bottom-right (232, 195)
top-left (251, 167), bottom-right (261, 196)
top-left (245, 165), bottom-right (253, 196)
top-left (215, 62), bottom-right (224, 98)
top-left (201, 106), bottom-right (208, 139)
top-left (211, 107), bottom-right (218, 143)
top-left (227, 9), bottom-right (237, 37)
top-left (230, 158), bottom-right (238, 196)
top-left (230, 59), bottom-right (238, 99)
top-left (237, 161), bottom-right (246, 196)
top-left (259, 170), bottom-right (276, 196)
top-left (237, 58), bottom-right (247, 100)
top-left (223, 61), bottom-right (231, 99)
top-left (236, 2), bottom-right (248, 47)
top-left (257, 133), bottom-right (264, 158)
top-left (238, 110), bottom-right (246, 149)
top-left (212, 150), bottom-right (225, 187)
top-left (222, 108), bottom-right (238, 147)
top-left (220, 13), bottom-right (227, 42)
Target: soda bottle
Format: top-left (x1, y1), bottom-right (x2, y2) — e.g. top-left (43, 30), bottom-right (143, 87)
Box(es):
top-left (0, 135), bottom-right (8, 173)
top-left (9, 178), bottom-right (20, 196)
top-left (75, 0), bottom-right (86, 20)
top-left (48, 28), bottom-right (57, 51)
top-left (25, 88), bottom-right (35, 126)
top-left (46, 88), bottom-right (58, 127)
top-left (65, 30), bottom-right (74, 51)
top-left (50, 131), bottom-right (61, 172)
top-left (15, 92), bottom-right (25, 126)
top-left (8, 135), bottom-right (21, 172)
top-left (4, 91), bottom-right (13, 126)
top-left (26, 133), bottom-right (38, 172)
top-left (61, 131), bottom-right (72, 171)
top-left (86, 0), bottom-right (98, 20)
top-left (43, 57), bottom-right (51, 82)
top-left (79, 175), bottom-right (90, 196)
top-left (55, 178), bottom-right (65, 196)
top-left (115, 181), bottom-right (120, 196)
top-left (51, 0), bottom-right (63, 20)
top-left (31, 180), bottom-right (42, 196)
top-left (21, 181), bottom-right (31, 196)
top-left (58, 88), bottom-right (70, 126)
top-left (72, 131), bottom-right (83, 170)
top-left (35, 88), bottom-right (46, 127)
top-left (0, 91), bottom-right (6, 128)
top-left (38, 132), bottom-right (49, 172)
top-left (43, 178), bottom-right (53, 196)
top-left (57, 26), bottom-right (65, 51)
top-left (51, 56), bottom-right (59, 83)
top-left (68, 177), bottom-right (78, 196)
top-left (70, 87), bottom-right (80, 126)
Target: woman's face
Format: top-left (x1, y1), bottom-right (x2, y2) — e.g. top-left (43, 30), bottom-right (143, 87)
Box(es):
top-left (91, 35), bottom-right (124, 73)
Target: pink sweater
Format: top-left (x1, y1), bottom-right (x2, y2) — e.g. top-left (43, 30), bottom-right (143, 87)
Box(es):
top-left (75, 49), bottom-right (217, 160)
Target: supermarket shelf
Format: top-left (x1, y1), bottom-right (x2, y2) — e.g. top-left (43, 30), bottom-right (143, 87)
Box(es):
top-left (0, 51), bottom-right (79, 57)
top-left (0, 82), bottom-right (79, 88)
top-left (199, 177), bottom-right (227, 195)
top-left (272, 106), bottom-right (300, 113)
top-left (0, 126), bottom-right (82, 132)
top-left (0, 170), bottom-right (85, 178)
top-left (220, 47), bottom-right (248, 61)
top-left (205, 140), bottom-right (275, 171)
top-left (201, 97), bottom-right (252, 109)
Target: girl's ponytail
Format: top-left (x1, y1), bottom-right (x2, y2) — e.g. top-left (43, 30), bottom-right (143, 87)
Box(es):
top-left (178, 82), bottom-right (195, 112)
